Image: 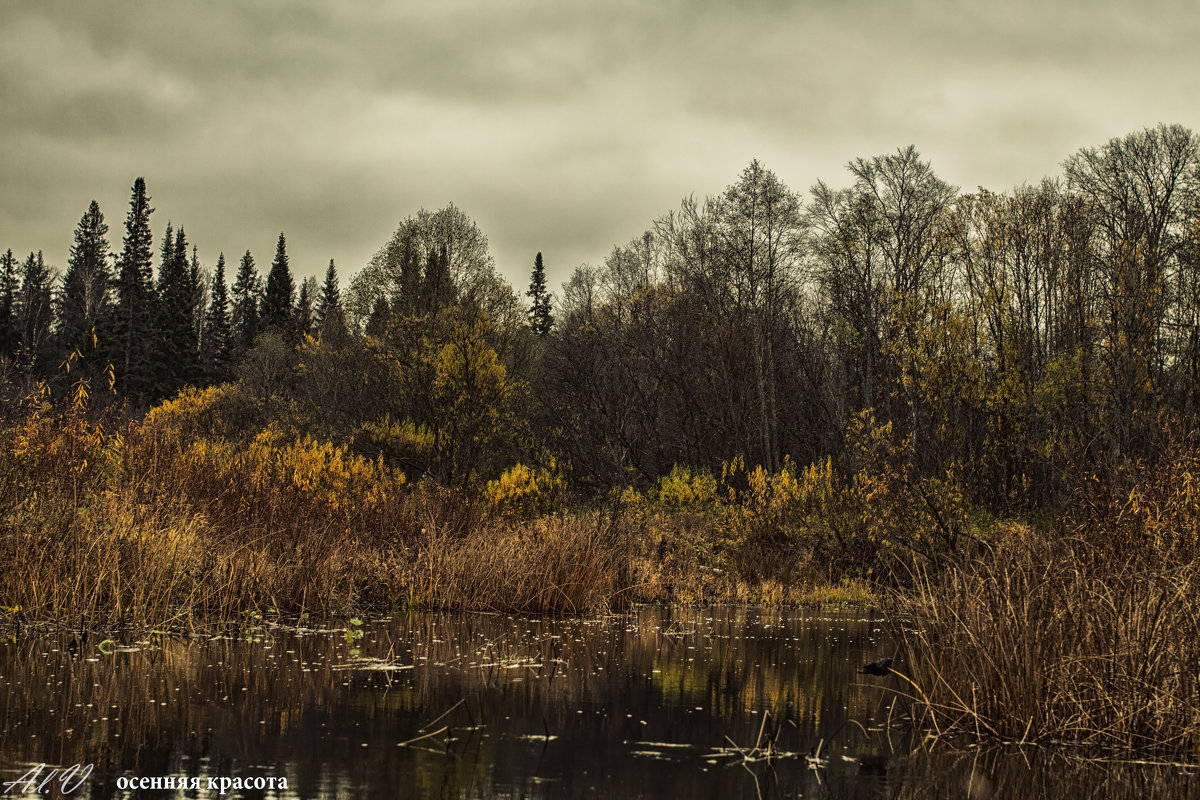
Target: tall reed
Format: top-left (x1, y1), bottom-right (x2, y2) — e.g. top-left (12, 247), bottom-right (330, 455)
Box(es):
top-left (893, 533), bottom-right (1200, 758)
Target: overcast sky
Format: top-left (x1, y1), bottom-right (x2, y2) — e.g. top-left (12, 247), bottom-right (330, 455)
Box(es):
top-left (2, 1), bottom-right (1197, 292)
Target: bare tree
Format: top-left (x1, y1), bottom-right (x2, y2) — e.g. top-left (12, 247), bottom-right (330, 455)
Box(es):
top-left (1064, 123), bottom-right (1200, 460)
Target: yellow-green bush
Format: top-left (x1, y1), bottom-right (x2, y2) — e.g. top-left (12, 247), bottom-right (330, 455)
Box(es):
top-left (174, 424), bottom-right (407, 513)
top-left (141, 383), bottom-right (261, 445)
top-left (655, 464), bottom-right (719, 511)
top-left (485, 461), bottom-right (565, 516)
top-left (357, 415), bottom-right (435, 472)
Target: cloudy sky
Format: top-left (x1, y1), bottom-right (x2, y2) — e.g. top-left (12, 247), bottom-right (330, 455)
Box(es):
top-left (1, 1), bottom-right (1197, 292)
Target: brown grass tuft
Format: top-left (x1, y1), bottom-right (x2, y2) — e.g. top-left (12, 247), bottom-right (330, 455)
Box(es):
top-left (893, 530), bottom-right (1200, 758)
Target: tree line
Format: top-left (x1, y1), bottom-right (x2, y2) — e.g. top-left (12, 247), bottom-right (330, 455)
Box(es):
top-left (0, 177), bottom-right (344, 406)
top-left (540, 123), bottom-right (1200, 513)
top-left (4, 123), bottom-right (1199, 516)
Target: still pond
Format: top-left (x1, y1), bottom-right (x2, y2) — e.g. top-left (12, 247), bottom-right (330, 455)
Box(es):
top-left (0, 607), bottom-right (1194, 798)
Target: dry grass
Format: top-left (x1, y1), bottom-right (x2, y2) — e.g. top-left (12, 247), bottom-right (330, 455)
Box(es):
top-left (892, 533), bottom-right (1200, 759)
top-left (891, 449), bottom-right (1200, 759)
top-left (0, 392), bottom-right (882, 632)
top-left (404, 511), bottom-right (636, 613)
top-left (0, 400), bottom-right (644, 627)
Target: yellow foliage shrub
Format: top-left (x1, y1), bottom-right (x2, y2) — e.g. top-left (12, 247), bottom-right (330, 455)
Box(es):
top-left (174, 424), bottom-right (406, 513)
top-left (358, 415), bottom-right (435, 468)
top-left (485, 461), bottom-right (565, 515)
top-left (141, 384), bottom-right (259, 445)
top-left (655, 465), bottom-right (719, 511)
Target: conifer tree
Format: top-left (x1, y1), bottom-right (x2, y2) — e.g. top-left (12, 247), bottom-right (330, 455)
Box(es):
top-left (190, 245), bottom-right (207, 351)
top-left (230, 250), bottom-right (260, 356)
top-left (58, 200), bottom-right (112, 361)
top-left (315, 259), bottom-right (343, 334)
top-left (16, 251), bottom-right (54, 374)
top-left (202, 252), bottom-right (232, 381)
top-left (295, 276), bottom-right (316, 339)
top-left (153, 225), bottom-right (202, 398)
top-left (262, 232), bottom-right (295, 335)
top-left (0, 250), bottom-right (18, 359)
top-left (159, 223), bottom-right (175, 282)
top-left (527, 251), bottom-right (554, 337)
top-left (111, 177), bottom-right (155, 402)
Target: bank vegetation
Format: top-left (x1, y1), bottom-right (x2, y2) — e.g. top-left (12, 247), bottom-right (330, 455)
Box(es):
top-left (3, 123), bottom-right (1200, 757)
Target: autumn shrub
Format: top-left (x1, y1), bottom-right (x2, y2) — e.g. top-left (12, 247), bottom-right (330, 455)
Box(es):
top-left (612, 459), bottom-right (884, 604)
top-left (0, 387), bottom-right (425, 627)
top-left (355, 414), bottom-right (435, 475)
top-left (139, 383), bottom-right (262, 445)
top-left (655, 464), bottom-right (719, 511)
top-left (1069, 437), bottom-right (1200, 560)
top-left (138, 396), bottom-right (413, 541)
top-left (484, 460), bottom-right (566, 516)
top-left (707, 428), bottom-right (969, 588)
top-left (0, 399), bottom-right (213, 626)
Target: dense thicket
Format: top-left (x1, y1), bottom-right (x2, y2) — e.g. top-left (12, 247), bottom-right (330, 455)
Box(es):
top-left (4, 124), bottom-right (1199, 520)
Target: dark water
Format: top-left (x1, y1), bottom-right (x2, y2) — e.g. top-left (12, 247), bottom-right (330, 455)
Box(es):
top-left (0, 607), bottom-right (1195, 798)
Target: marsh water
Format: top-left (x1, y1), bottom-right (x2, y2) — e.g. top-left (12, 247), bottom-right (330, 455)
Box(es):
top-left (0, 607), bottom-right (1195, 798)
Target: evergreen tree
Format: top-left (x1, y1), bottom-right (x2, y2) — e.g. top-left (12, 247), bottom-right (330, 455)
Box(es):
top-left (230, 250), bottom-right (260, 356)
top-left (16, 251), bottom-right (54, 374)
top-left (110, 177), bottom-right (156, 402)
top-left (0, 249), bottom-right (18, 359)
top-left (262, 232), bottom-right (295, 335)
top-left (202, 252), bottom-right (232, 381)
top-left (158, 222), bottom-right (175, 285)
top-left (527, 251), bottom-right (554, 337)
top-left (153, 225), bottom-right (202, 398)
top-left (315, 258), bottom-right (343, 334)
top-left (190, 245), bottom-right (208, 352)
top-left (58, 201), bottom-right (112, 361)
top-left (295, 276), bottom-right (316, 339)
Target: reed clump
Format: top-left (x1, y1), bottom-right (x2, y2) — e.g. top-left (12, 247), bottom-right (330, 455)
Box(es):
top-left (404, 511), bottom-right (635, 613)
top-left (893, 455), bottom-right (1200, 758)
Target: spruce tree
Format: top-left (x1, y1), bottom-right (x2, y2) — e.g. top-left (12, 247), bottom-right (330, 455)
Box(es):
top-left (527, 251), bottom-right (554, 337)
top-left (230, 250), bottom-right (260, 356)
top-left (0, 250), bottom-right (18, 359)
top-left (295, 276), bottom-right (316, 339)
top-left (58, 200), bottom-right (112, 362)
top-left (190, 245), bottom-right (207, 350)
top-left (315, 258), bottom-right (343, 334)
top-left (110, 177), bottom-right (156, 402)
top-left (202, 252), bottom-right (232, 381)
top-left (153, 225), bottom-right (201, 398)
top-left (158, 222), bottom-right (175, 285)
top-left (16, 251), bottom-right (54, 374)
top-left (262, 232), bottom-right (295, 335)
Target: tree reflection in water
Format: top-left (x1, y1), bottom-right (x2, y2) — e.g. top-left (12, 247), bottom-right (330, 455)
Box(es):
top-left (0, 608), bottom-right (1193, 798)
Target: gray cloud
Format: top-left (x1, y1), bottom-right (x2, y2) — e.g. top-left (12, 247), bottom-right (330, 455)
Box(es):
top-left (1, 1), bottom-right (1197, 292)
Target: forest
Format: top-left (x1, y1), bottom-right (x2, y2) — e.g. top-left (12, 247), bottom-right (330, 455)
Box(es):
top-left (4, 121), bottom-right (1200, 752)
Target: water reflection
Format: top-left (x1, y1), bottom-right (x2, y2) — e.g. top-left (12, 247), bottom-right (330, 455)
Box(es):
top-left (0, 608), bottom-right (1194, 798)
